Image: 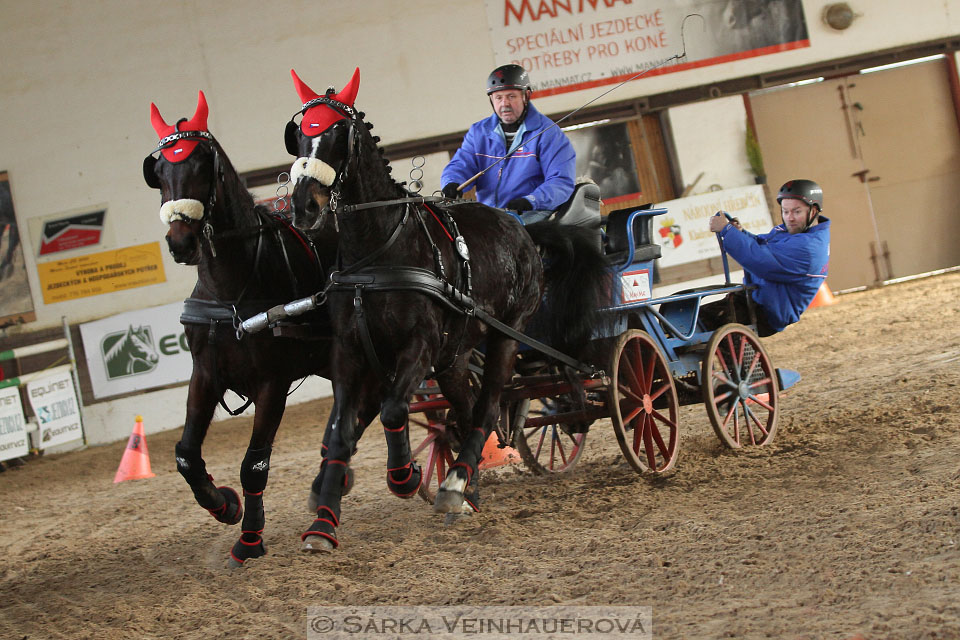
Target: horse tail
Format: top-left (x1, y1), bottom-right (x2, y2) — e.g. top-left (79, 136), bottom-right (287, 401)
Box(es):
top-left (524, 221), bottom-right (609, 357)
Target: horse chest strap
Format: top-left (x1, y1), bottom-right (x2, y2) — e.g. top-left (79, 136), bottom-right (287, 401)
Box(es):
top-left (351, 285), bottom-right (394, 384)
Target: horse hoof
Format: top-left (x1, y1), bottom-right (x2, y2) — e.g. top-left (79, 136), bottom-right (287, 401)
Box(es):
top-left (301, 535), bottom-right (336, 553)
top-left (227, 556), bottom-right (244, 569)
top-left (433, 489), bottom-right (465, 514)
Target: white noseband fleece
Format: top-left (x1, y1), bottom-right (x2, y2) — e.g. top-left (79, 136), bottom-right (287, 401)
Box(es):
top-left (291, 157), bottom-right (336, 186)
top-left (159, 199), bottom-right (205, 225)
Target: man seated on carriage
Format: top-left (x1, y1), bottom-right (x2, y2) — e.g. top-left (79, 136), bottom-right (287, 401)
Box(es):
top-left (702, 178), bottom-right (831, 336)
top-left (440, 64), bottom-right (576, 224)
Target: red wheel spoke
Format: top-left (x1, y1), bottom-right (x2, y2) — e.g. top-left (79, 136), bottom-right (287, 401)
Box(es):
top-left (411, 430), bottom-right (437, 459)
top-left (622, 404), bottom-right (644, 425)
top-left (650, 409), bottom-right (678, 431)
top-left (746, 391), bottom-right (774, 412)
top-left (629, 341), bottom-right (649, 389)
top-left (744, 404), bottom-right (770, 437)
top-left (617, 382), bottom-right (646, 405)
top-left (642, 415), bottom-right (657, 469)
top-left (715, 349), bottom-right (732, 379)
top-left (648, 419), bottom-right (671, 461)
top-left (649, 380), bottom-right (672, 402)
top-left (621, 349), bottom-right (646, 393)
top-left (532, 428), bottom-right (547, 460)
top-left (711, 370), bottom-right (735, 389)
top-left (723, 334), bottom-right (740, 370)
top-left (632, 413), bottom-right (646, 452)
top-left (421, 445), bottom-right (437, 487)
top-left (745, 350), bottom-right (761, 381)
top-left (713, 389), bottom-right (734, 404)
top-left (736, 335), bottom-right (747, 370)
top-left (553, 432), bottom-right (570, 467)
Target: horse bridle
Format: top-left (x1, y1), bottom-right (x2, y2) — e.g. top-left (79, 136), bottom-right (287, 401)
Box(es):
top-left (285, 94), bottom-right (362, 216)
top-left (144, 126), bottom-right (227, 256)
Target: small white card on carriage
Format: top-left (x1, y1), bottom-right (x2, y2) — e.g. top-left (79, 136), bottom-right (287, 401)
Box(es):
top-left (620, 268), bottom-right (651, 303)
top-left (0, 386), bottom-right (29, 461)
top-left (26, 370), bottom-right (83, 449)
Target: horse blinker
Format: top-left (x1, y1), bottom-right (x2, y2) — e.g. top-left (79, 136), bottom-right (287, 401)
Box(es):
top-left (143, 155), bottom-right (160, 189)
top-left (285, 121), bottom-right (300, 156)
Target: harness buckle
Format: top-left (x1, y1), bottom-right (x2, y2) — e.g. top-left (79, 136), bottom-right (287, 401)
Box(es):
top-left (455, 235), bottom-right (470, 261)
top-left (203, 222), bottom-right (217, 258)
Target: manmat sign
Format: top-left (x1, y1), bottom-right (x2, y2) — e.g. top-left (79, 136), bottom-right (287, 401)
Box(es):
top-left (79, 301), bottom-right (192, 399)
top-left (485, 0), bottom-right (810, 97)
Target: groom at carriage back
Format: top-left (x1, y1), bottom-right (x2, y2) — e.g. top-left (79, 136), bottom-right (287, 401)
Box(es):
top-left (441, 64), bottom-right (576, 224)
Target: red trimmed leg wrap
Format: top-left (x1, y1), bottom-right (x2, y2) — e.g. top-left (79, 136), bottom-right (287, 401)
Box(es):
top-left (449, 462), bottom-right (474, 488)
top-left (301, 505), bottom-right (339, 548)
top-left (207, 485), bottom-right (243, 525)
top-left (386, 461), bottom-right (422, 499)
top-left (229, 529), bottom-right (267, 565)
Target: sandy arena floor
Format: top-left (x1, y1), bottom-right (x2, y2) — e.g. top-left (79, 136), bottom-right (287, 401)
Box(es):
top-left (1, 272), bottom-right (959, 639)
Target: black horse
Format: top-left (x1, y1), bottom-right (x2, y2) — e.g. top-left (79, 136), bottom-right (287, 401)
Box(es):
top-left (144, 91), bottom-right (360, 567)
top-left (286, 69), bottom-right (609, 551)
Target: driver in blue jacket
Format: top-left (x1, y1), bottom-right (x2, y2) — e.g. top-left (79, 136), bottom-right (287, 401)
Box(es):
top-left (441, 64), bottom-right (576, 224)
top-left (702, 179), bottom-right (831, 336)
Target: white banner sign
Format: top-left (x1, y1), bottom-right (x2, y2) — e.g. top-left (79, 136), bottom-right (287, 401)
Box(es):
top-left (26, 370), bottom-right (83, 449)
top-left (653, 185), bottom-right (773, 268)
top-left (0, 386), bottom-right (29, 461)
top-left (80, 301), bottom-right (192, 399)
top-left (485, 0), bottom-right (810, 97)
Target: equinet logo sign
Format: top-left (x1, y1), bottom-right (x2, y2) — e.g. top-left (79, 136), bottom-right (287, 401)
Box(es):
top-left (100, 325), bottom-right (160, 380)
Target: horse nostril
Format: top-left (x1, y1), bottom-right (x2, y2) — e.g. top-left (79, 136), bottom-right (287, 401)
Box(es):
top-left (305, 198), bottom-right (320, 216)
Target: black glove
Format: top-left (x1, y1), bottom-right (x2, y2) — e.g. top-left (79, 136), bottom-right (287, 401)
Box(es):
top-left (506, 197), bottom-right (532, 212)
top-left (442, 182), bottom-right (461, 199)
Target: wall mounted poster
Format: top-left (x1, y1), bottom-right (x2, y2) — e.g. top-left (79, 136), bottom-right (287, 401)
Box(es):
top-left (0, 172), bottom-right (36, 327)
top-left (485, 0), bottom-right (810, 97)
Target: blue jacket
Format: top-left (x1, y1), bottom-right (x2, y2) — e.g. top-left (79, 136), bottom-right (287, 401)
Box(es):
top-left (441, 103), bottom-right (576, 211)
top-left (718, 216), bottom-right (831, 332)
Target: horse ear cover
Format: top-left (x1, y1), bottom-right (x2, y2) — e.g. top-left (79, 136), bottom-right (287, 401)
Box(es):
top-left (143, 155), bottom-right (160, 189)
top-left (150, 90), bottom-right (210, 162)
top-left (291, 67), bottom-right (360, 136)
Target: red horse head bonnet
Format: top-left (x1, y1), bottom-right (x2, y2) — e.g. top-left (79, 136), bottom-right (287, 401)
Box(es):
top-left (291, 67), bottom-right (360, 137)
top-left (149, 91), bottom-right (212, 162)
top-left (288, 68), bottom-right (361, 187)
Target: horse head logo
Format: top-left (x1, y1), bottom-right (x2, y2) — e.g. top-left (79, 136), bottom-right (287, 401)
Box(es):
top-left (101, 325), bottom-right (160, 380)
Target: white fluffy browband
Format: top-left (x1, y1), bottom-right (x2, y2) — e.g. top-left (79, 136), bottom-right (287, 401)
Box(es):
top-left (291, 157), bottom-right (336, 186)
top-left (159, 199), bottom-right (205, 225)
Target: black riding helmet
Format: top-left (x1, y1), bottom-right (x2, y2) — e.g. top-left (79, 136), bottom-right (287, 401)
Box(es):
top-left (486, 64), bottom-right (531, 128)
top-left (486, 64), bottom-right (531, 94)
top-left (777, 179), bottom-right (823, 231)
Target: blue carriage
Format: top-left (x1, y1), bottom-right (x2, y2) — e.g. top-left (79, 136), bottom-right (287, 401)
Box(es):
top-left (408, 183), bottom-right (800, 493)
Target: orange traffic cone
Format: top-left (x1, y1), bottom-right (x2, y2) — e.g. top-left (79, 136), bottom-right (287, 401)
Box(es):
top-left (113, 415), bottom-right (156, 483)
top-left (478, 432), bottom-right (521, 469)
top-left (807, 281), bottom-right (837, 309)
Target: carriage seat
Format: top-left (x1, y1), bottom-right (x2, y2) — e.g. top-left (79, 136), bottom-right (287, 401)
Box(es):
top-left (604, 205), bottom-right (663, 266)
top-left (552, 182), bottom-right (602, 249)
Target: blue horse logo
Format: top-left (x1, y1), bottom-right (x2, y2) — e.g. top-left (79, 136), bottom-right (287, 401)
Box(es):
top-left (101, 325), bottom-right (160, 380)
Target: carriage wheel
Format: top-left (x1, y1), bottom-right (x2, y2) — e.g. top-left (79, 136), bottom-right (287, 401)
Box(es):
top-left (608, 329), bottom-right (680, 474)
top-left (512, 398), bottom-right (587, 475)
top-left (408, 379), bottom-right (455, 504)
top-left (410, 421), bottom-right (456, 504)
top-left (702, 323), bottom-right (779, 448)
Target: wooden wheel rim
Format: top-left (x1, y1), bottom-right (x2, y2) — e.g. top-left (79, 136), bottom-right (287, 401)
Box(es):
top-left (608, 329), bottom-right (680, 474)
top-left (702, 323), bottom-right (779, 448)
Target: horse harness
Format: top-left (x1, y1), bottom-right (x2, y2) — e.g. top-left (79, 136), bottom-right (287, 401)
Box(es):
top-left (151, 130), bottom-right (327, 414)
